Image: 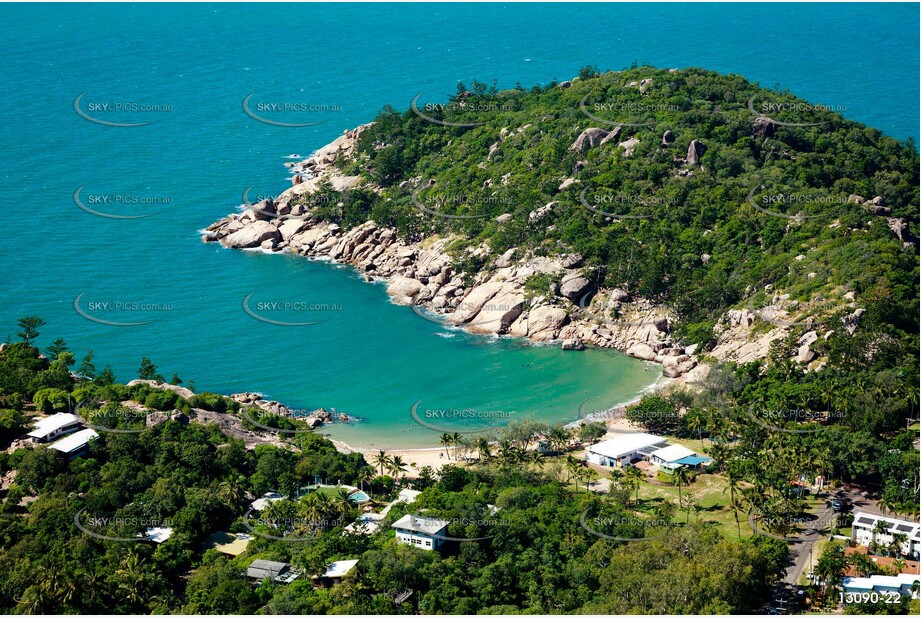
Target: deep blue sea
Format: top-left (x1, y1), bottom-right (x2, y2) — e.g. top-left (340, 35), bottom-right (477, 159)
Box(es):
top-left (1, 3), bottom-right (917, 447)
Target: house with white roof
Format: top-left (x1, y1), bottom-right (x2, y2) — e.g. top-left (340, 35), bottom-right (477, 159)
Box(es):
top-left (312, 559), bottom-right (358, 587)
top-left (143, 527), bottom-right (173, 544)
top-left (49, 428), bottom-right (98, 458)
top-left (27, 413), bottom-right (82, 442)
top-left (584, 433), bottom-right (668, 467)
top-left (649, 444), bottom-right (695, 465)
top-left (842, 573), bottom-right (921, 599)
top-left (852, 511), bottom-right (921, 559)
top-left (391, 514), bottom-right (449, 551)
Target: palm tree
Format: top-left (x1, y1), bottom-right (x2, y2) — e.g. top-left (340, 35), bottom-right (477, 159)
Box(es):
top-left (565, 456), bottom-right (583, 492)
top-left (547, 425), bottom-right (570, 455)
top-left (688, 410), bottom-right (705, 448)
top-left (871, 519), bottom-right (889, 550)
top-left (115, 553), bottom-right (148, 610)
top-left (724, 469), bottom-right (744, 539)
top-left (373, 450), bottom-right (391, 477)
top-left (356, 467), bottom-right (375, 497)
top-left (475, 437), bottom-right (492, 462)
top-left (16, 585), bottom-right (51, 614)
top-left (389, 455), bottom-right (408, 481)
top-left (217, 474), bottom-right (247, 512)
top-left (625, 465), bottom-right (643, 506)
top-left (672, 467), bottom-right (691, 516)
top-left (582, 468), bottom-right (599, 492)
top-left (450, 432), bottom-right (462, 459)
top-left (890, 532), bottom-right (909, 558)
top-left (439, 433), bottom-right (452, 460)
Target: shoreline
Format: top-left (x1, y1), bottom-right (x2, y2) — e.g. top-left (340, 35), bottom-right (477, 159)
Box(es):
top-left (321, 373), bottom-right (678, 458)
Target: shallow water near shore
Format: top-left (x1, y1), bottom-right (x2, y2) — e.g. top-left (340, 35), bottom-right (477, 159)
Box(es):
top-left (1, 3), bottom-right (917, 448)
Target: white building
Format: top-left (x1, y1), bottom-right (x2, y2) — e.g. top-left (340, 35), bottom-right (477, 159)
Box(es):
top-left (49, 428), bottom-right (98, 458)
top-left (27, 413), bottom-right (82, 442)
top-left (313, 559), bottom-right (358, 587)
top-left (843, 573), bottom-right (921, 599)
top-left (852, 511), bottom-right (921, 559)
top-left (391, 514), bottom-right (449, 551)
top-left (584, 433), bottom-right (668, 467)
top-left (649, 444), bottom-right (696, 466)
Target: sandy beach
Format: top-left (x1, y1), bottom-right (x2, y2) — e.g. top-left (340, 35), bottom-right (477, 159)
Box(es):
top-left (328, 408), bottom-right (655, 477)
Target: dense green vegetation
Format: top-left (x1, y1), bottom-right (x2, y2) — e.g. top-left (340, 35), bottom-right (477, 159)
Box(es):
top-left (1, 66), bottom-right (918, 615)
top-left (310, 66), bottom-right (918, 352)
top-left (0, 319), bottom-right (792, 614)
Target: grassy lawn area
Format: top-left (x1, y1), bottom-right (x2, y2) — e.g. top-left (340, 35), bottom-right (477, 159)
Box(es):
top-left (631, 472), bottom-right (753, 540)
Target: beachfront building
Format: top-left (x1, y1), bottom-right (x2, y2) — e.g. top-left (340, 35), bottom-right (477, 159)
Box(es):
top-left (49, 428), bottom-right (98, 458)
top-left (649, 444), bottom-right (712, 473)
top-left (852, 512), bottom-right (921, 559)
top-left (584, 433), bottom-right (668, 468)
top-left (392, 514), bottom-right (449, 551)
top-left (842, 573), bottom-right (921, 599)
top-left (27, 412), bottom-right (82, 443)
top-left (247, 559), bottom-right (301, 584)
top-left (313, 559), bottom-right (358, 587)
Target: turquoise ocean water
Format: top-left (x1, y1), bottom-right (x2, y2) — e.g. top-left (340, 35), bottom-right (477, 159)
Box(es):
top-left (1, 3), bottom-right (917, 447)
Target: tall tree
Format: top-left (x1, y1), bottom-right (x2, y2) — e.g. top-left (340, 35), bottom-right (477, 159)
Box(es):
top-left (16, 315), bottom-right (46, 346)
top-left (43, 338), bottom-right (69, 361)
top-left (77, 350), bottom-right (96, 381)
top-left (137, 356), bottom-right (164, 382)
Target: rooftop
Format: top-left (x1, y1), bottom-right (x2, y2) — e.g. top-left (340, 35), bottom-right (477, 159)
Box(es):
top-left (391, 514), bottom-right (449, 536)
top-left (318, 559), bottom-right (359, 580)
top-left (144, 527), bottom-right (173, 544)
top-left (247, 559), bottom-right (300, 583)
top-left (587, 433), bottom-right (668, 460)
top-left (27, 413), bottom-right (80, 439)
top-left (852, 511), bottom-right (921, 540)
top-left (49, 428), bottom-right (98, 454)
top-left (650, 444), bottom-right (695, 463)
top-left (844, 546), bottom-right (921, 576)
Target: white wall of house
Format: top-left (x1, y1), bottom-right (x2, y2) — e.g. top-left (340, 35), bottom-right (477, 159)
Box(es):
top-left (395, 529), bottom-right (443, 551)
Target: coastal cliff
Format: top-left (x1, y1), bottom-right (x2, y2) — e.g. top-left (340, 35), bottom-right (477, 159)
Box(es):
top-left (203, 126), bottom-right (710, 378)
top-left (203, 68), bottom-right (917, 379)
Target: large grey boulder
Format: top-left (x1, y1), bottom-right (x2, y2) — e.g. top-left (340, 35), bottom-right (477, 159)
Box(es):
top-left (219, 220), bottom-right (280, 249)
top-left (559, 274), bottom-right (592, 300)
top-left (527, 306), bottom-right (569, 341)
top-left (569, 128), bottom-right (610, 153)
top-left (687, 140), bottom-right (706, 166)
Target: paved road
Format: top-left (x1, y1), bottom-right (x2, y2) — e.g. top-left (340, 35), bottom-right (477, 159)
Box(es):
top-left (783, 500), bottom-right (835, 585)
